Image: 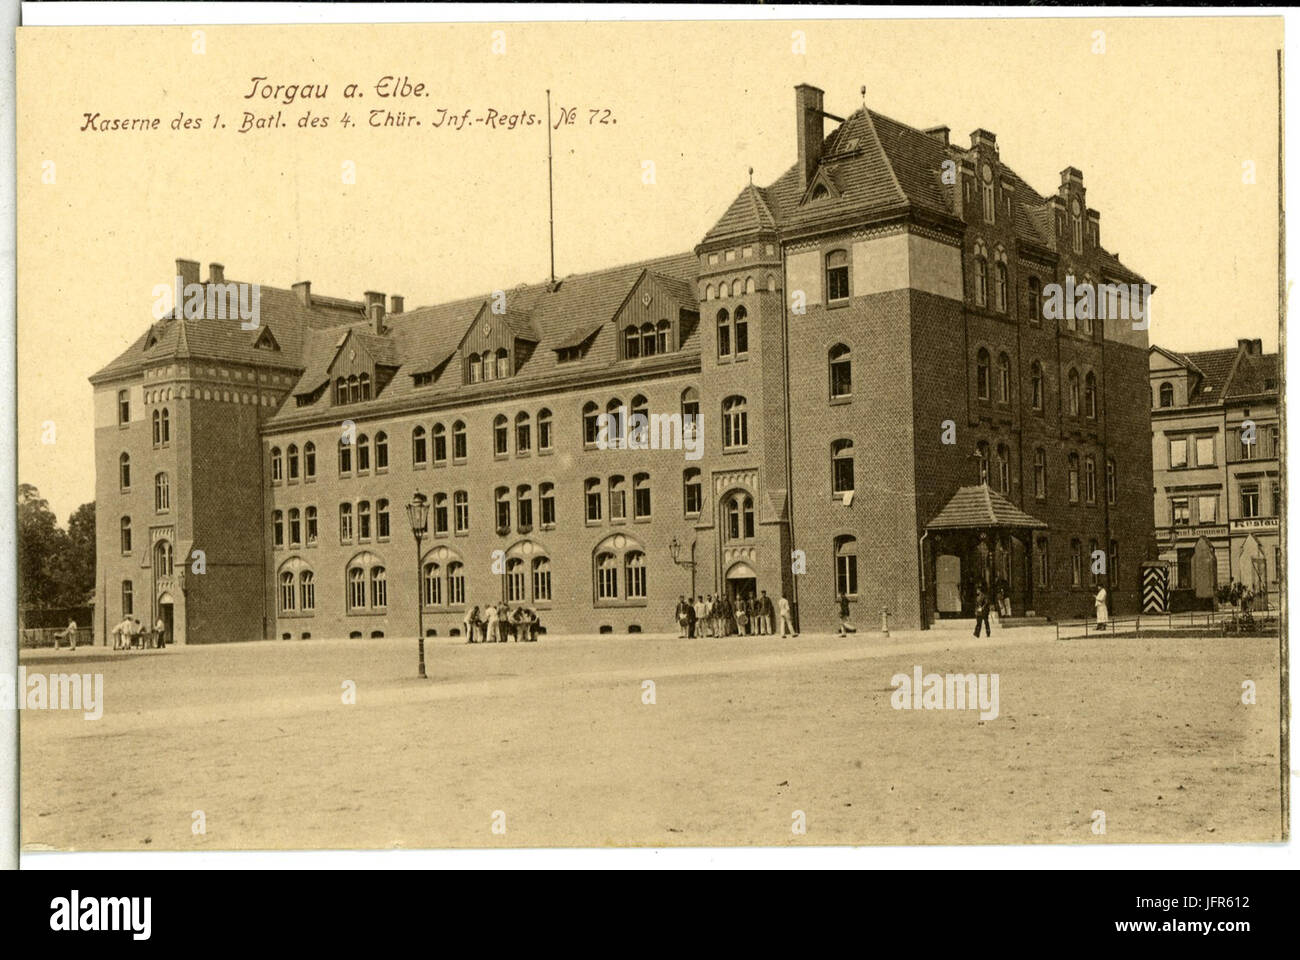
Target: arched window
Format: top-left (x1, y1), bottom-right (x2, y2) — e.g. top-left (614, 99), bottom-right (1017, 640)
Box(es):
top-left (537, 408), bottom-right (553, 451)
top-left (300, 571), bottom-right (315, 611)
top-left (338, 503), bottom-right (353, 543)
top-left (154, 472), bottom-right (170, 511)
top-left (995, 443), bottom-right (1011, 494)
top-left (412, 425), bottom-right (427, 466)
top-left (583, 401), bottom-right (600, 446)
top-left (348, 375), bottom-right (360, 404)
top-left (632, 473), bottom-right (651, 519)
top-left (725, 493), bottom-right (756, 541)
top-left (585, 478), bottom-right (603, 522)
top-left (270, 447), bottom-right (283, 482)
top-left (1084, 372), bottom-right (1097, 419)
top-left (370, 567), bottom-right (387, 608)
top-left (423, 561), bottom-right (443, 606)
top-left (1070, 539), bottom-right (1083, 587)
top-left (359, 373), bottom-right (371, 400)
top-left (628, 395), bottom-right (649, 447)
top-left (495, 348), bottom-right (510, 379)
top-left (430, 423), bottom-right (446, 465)
top-left (1027, 276), bottom-right (1042, 322)
top-left (356, 434), bottom-right (371, 472)
top-left (1106, 457), bottom-right (1117, 505)
top-left (997, 353), bottom-right (1011, 403)
top-left (716, 308), bottom-right (731, 359)
top-left (304, 442), bottom-right (316, 478)
top-left (625, 552), bottom-right (647, 599)
top-left (481, 352), bottom-right (493, 382)
top-left (811, 184), bottom-right (830, 201)
top-left (280, 571), bottom-right (296, 612)
top-left (447, 561), bottom-right (466, 605)
top-left (452, 421), bottom-right (467, 460)
top-left (1084, 456), bottom-right (1097, 503)
top-left (826, 249), bottom-right (850, 303)
top-left (1067, 453), bottom-right (1080, 503)
top-left (119, 515), bottom-right (132, 554)
top-left (467, 353), bottom-right (481, 384)
top-left (348, 567), bottom-right (366, 610)
top-left (974, 256), bottom-right (988, 307)
top-left (624, 325), bottom-right (641, 359)
top-left (605, 398), bottom-right (625, 446)
top-left (153, 539), bottom-right (173, 577)
top-left (374, 432), bottom-right (388, 471)
top-left (539, 483), bottom-right (556, 527)
top-left (152, 409), bottom-right (161, 446)
top-left (453, 490), bottom-right (469, 532)
top-left (655, 319), bottom-right (671, 353)
top-left (683, 469), bottom-right (702, 517)
top-left (722, 395), bottom-right (748, 450)
top-left (516, 485), bottom-right (533, 531)
top-left (640, 322), bottom-right (656, 357)
top-left (975, 441), bottom-right (990, 485)
top-left (1030, 361), bottom-right (1044, 411)
top-left (596, 552), bottom-right (620, 600)
top-left (1158, 382), bottom-right (1174, 408)
top-left (493, 414), bottom-right (509, 456)
top-left (122, 580), bottom-right (133, 616)
top-left (831, 440), bottom-right (854, 495)
top-left (288, 508), bottom-right (301, 546)
top-left (335, 377), bottom-right (348, 404)
top-left (306, 506), bottom-right (318, 544)
top-left (834, 536), bottom-right (858, 597)
top-left (1033, 448), bottom-right (1047, 500)
top-left (433, 494), bottom-right (449, 536)
top-left (377, 498), bottom-right (390, 540)
top-left (829, 344), bottom-right (852, 399)
top-left (119, 452), bottom-right (131, 490)
top-left (608, 475), bottom-right (627, 521)
top-left (976, 348), bottom-right (991, 400)
top-left (681, 388), bottom-right (700, 444)
top-left (358, 501), bottom-right (372, 541)
top-left (338, 436), bottom-right (353, 474)
top-left (505, 557), bottom-right (526, 602)
top-left (733, 306), bottom-right (749, 356)
top-left (287, 443), bottom-right (299, 480)
top-left (1067, 369), bottom-right (1080, 416)
top-left (995, 262), bottom-right (1008, 312)
top-left (532, 557), bottom-right (552, 602)
top-left (515, 412), bottom-right (531, 454)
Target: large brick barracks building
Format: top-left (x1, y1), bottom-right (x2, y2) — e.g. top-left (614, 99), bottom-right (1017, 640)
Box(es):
top-left (90, 83), bottom-right (1155, 645)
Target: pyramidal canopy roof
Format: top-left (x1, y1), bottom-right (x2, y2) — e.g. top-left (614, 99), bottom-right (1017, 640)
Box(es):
top-left (926, 485), bottom-right (1048, 531)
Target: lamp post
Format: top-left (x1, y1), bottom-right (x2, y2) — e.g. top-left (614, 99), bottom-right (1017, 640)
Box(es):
top-left (668, 536), bottom-right (697, 599)
top-left (406, 492), bottom-right (430, 679)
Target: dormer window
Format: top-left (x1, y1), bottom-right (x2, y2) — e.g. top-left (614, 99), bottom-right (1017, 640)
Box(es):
top-left (811, 184), bottom-right (829, 201)
top-left (495, 348), bottom-right (510, 379)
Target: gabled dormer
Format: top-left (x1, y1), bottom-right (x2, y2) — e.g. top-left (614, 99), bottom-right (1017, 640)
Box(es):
top-left (328, 327), bottom-right (400, 405)
top-left (612, 269), bottom-right (697, 361)
top-left (800, 166), bottom-right (842, 206)
top-left (252, 325), bottom-right (281, 352)
top-left (458, 300), bottom-right (540, 385)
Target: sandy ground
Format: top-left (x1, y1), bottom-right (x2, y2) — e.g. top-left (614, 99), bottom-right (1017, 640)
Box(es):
top-left (18, 626), bottom-right (1284, 849)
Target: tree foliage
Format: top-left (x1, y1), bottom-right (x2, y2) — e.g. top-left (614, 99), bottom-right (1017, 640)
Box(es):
top-left (18, 483), bottom-right (95, 608)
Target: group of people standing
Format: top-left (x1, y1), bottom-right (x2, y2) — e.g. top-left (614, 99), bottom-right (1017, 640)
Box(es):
top-left (462, 603), bottom-right (541, 643)
top-left (675, 591), bottom-right (797, 638)
top-left (110, 616), bottom-right (167, 650)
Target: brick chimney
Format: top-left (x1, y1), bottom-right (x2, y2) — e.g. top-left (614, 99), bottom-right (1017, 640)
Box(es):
top-left (208, 263), bottom-right (224, 284)
top-left (1238, 338), bottom-right (1262, 355)
top-left (292, 281), bottom-right (311, 306)
top-left (176, 258), bottom-right (200, 289)
top-left (969, 129), bottom-right (997, 153)
top-left (390, 295), bottom-right (404, 315)
top-left (923, 125), bottom-right (950, 147)
top-left (365, 291), bottom-right (386, 335)
top-left (795, 84), bottom-right (825, 189)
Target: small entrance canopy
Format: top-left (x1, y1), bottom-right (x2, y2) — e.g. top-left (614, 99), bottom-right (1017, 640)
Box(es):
top-left (925, 485), bottom-right (1048, 532)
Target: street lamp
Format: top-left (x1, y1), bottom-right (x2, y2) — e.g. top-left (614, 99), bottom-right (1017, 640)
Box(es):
top-left (668, 536), bottom-right (697, 599)
top-left (405, 492), bottom-right (430, 679)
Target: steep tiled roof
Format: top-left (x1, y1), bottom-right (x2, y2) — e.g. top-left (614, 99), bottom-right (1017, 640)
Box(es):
top-left (1223, 350), bottom-right (1279, 399)
top-left (1182, 348), bottom-right (1239, 405)
top-left (926, 485), bottom-right (1048, 531)
top-left (90, 282), bottom-right (363, 382)
top-left (268, 250), bottom-right (700, 426)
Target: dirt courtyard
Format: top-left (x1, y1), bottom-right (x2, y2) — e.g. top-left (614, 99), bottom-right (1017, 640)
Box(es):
top-left (19, 626), bottom-right (1284, 849)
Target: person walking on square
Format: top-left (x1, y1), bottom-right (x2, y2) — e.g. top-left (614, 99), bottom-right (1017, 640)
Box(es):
top-left (973, 586), bottom-right (992, 638)
top-left (779, 594), bottom-right (797, 637)
top-left (154, 616), bottom-right (166, 648)
top-left (1093, 584), bottom-right (1109, 630)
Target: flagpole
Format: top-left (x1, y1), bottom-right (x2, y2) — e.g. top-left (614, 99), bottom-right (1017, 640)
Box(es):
top-left (546, 89), bottom-right (556, 285)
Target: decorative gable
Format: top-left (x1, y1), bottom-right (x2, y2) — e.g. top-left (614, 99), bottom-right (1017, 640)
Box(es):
top-left (252, 325), bottom-right (281, 351)
top-left (800, 166), bottom-right (842, 205)
top-left (612, 269), bottom-right (693, 360)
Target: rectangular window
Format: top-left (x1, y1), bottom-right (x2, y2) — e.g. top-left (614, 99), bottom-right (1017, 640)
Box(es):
top-left (1240, 484), bottom-right (1260, 518)
top-left (1171, 497), bottom-right (1190, 526)
top-left (117, 390), bottom-right (130, 425)
top-left (1169, 438), bottom-right (1188, 468)
top-left (1195, 436), bottom-right (1215, 467)
top-left (1197, 495), bottom-right (1218, 524)
top-left (836, 553), bottom-right (858, 598)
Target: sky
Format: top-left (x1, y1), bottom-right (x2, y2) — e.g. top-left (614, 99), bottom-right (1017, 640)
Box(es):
top-left (16, 16), bottom-right (1283, 522)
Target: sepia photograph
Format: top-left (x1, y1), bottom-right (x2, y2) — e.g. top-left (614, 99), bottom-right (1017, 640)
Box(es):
top-left (7, 7), bottom-right (1289, 866)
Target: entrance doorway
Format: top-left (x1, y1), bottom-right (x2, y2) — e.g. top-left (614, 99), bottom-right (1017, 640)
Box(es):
top-left (159, 599), bottom-right (174, 646)
top-left (725, 562), bottom-right (758, 608)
